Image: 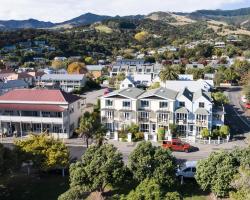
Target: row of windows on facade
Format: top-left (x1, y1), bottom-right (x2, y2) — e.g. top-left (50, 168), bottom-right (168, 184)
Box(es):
top-left (105, 100), bottom-right (205, 109)
top-left (105, 111), bottom-right (208, 121)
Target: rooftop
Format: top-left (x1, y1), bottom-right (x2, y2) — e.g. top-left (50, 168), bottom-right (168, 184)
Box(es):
top-left (41, 74), bottom-right (85, 81)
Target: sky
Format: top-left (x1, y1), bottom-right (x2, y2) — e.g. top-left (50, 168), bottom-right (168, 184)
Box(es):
top-left (0, 0), bottom-right (250, 23)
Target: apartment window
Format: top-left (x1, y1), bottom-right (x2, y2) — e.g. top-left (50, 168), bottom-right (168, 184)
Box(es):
top-left (177, 113), bottom-right (187, 120)
top-left (105, 99), bottom-right (113, 107)
top-left (159, 101), bottom-right (168, 108)
top-left (106, 111), bottom-right (113, 119)
top-left (140, 112), bottom-right (149, 119)
top-left (196, 115), bottom-right (207, 121)
top-left (124, 112), bottom-right (130, 120)
top-left (179, 102), bottom-right (185, 107)
top-left (140, 124), bottom-right (149, 132)
top-left (141, 100), bottom-right (149, 108)
top-left (199, 102), bottom-right (205, 108)
top-left (158, 113), bottom-right (168, 122)
top-left (123, 101), bottom-right (131, 108)
top-left (105, 123), bottom-right (113, 131)
top-left (128, 84), bottom-right (133, 87)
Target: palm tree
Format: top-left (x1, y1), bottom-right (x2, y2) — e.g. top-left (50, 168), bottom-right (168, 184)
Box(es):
top-left (159, 65), bottom-right (178, 87)
top-left (76, 112), bottom-right (95, 148)
top-left (94, 125), bottom-right (107, 147)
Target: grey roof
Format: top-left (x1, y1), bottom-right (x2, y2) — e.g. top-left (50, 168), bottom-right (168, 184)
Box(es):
top-left (41, 74), bottom-right (85, 81)
top-left (139, 87), bottom-right (178, 100)
top-left (178, 87), bottom-right (193, 101)
top-left (193, 89), bottom-right (212, 102)
top-left (0, 80), bottom-right (28, 89)
top-left (106, 87), bottom-right (144, 99)
top-left (195, 108), bottom-right (209, 115)
top-left (86, 65), bottom-right (104, 71)
top-left (175, 107), bottom-right (189, 113)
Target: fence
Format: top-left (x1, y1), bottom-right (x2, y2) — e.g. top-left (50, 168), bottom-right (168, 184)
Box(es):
top-left (179, 136), bottom-right (230, 145)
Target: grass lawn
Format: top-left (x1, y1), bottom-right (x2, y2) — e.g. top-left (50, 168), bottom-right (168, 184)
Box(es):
top-left (0, 173), bottom-right (69, 200)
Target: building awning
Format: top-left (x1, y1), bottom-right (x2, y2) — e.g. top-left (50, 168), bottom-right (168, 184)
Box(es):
top-left (175, 107), bottom-right (189, 114)
top-left (0, 104), bottom-right (65, 112)
top-left (195, 108), bottom-right (209, 115)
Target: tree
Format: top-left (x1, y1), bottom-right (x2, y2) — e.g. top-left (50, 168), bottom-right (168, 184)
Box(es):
top-left (128, 142), bottom-right (176, 188)
top-left (159, 65), bottom-right (178, 86)
top-left (0, 143), bottom-right (20, 175)
top-left (51, 60), bottom-right (67, 69)
top-left (200, 128), bottom-right (209, 139)
top-left (122, 178), bottom-right (162, 200)
top-left (243, 84), bottom-right (250, 101)
top-left (67, 62), bottom-right (87, 74)
top-left (15, 134), bottom-right (69, 171)
top-left (219, 125), bottom-right (230, 138)
top-left (212, 92), bottom-right (229, 105)
top-left (93, 125), bottom-right (107, 147)
top-left (135, 31), bottom-right (150, 43)
top-left (76, 112), bottom-right (97, 148)
top-left (224, 68), bottom-right (238, 83)
top-left (165, 192), bottom-right (182, 200)
top-left (195, 150), bottom-right (238, 197)
top-left (148, 82), bottom-right (160, 90)
top-left (84, 57), bottom-right (95, 65)
top-left (60, 144), bottom-right (126, 198)
top-left (230, 166), bottom-right (250, 200)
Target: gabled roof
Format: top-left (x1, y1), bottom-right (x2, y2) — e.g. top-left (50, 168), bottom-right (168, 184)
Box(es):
top-left (0, 89), bottom-right (81, 103)
top-left (175, 107), bottom-right (189, 113)
top-left (193, 89), bottom-right (212, 102)
top-left (105, 87), bottom-right (144, 99)
top-left (177, 87), bottom-right (193, 101)
top-left (139, 87), bottom-right (178, 100)
top-left (0, 80), bottom-right (28, 89)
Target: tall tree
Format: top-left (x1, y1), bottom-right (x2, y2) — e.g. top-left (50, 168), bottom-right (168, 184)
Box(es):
top-left (159, 65), bottom-right (178, 86)
top-left (59, 144), bottom-right (126, 199)
top-left (128, 142), bottom-right (176, 188)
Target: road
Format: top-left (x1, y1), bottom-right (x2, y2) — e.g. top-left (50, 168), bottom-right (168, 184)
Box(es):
top-left (225, 87), bottom-right (250, 136)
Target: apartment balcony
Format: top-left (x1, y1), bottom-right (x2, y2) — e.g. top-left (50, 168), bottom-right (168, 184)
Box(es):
top-left (196, 120), bottom-right (208, 127)
top-left (0, 115), bottom-right (64, 124)
top-left (138, 117), bottom-right (150, 123)
top-left (176, 119), bottom-right (187, 125)
top-left (157, 118), bottom-right (169, 124)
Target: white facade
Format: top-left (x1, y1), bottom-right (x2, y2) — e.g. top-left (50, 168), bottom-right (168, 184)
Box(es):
top-left (101, 87), bottom-right (224, 141)
top-left (0, 89), bottom-right (85, 139)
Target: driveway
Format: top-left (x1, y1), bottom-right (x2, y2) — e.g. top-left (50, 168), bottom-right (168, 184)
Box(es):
top-left (225, 87), bottom-right (250, 136)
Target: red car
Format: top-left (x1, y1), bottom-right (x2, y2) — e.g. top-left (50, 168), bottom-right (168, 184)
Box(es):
top-left (245, 103), bottom-right (250, 109)
top-left (162, 139), bottom-right (192, 153)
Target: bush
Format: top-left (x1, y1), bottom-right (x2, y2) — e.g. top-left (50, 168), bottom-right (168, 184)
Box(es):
top-left (134, 132), bottom-right (144, 141)
top-left (158, 127), bottom-right (165, 141)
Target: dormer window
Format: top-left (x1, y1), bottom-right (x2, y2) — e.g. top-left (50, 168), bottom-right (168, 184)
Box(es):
top-left (179, 102), bottom-right (185, 107)
top-left (199, 102), bottom-right (205, 108)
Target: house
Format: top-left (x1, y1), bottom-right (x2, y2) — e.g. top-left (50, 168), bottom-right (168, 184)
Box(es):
top-left (186, 63), bottom-right (205, 69)
top-left (1, 72), bottom-right (33, 87)
top-left (0, 80), bottom-right (28, 95)
top-left (27, 71), bottom-right (45, 85)
top-left (120, 77), bottom-right (136, 89)
top-left (115, 59), bottom-right (145, 65)
top-left (34, 40), bottom-right (46, 46)
top-left (86, 65), bottom-right (105, 79)
top-left (40, 74), bottom-right (86, 92)
top-left (100, 87), bottom-right (224, 141)
top-left (178, 74), bottom-right (194, 81)
top-left (214, 42), bottom-right (226, 48)
top-left (0, 89), bottom-right (85, 138)
top-left (54, 57), bottom-right (67, 61)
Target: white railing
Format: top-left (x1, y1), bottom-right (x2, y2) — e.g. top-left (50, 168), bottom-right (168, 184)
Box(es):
top-left (179, 136), bottom-right (230, 145)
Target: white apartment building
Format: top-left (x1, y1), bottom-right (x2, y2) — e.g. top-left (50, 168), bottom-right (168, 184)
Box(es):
top-left (0, 89), bottom-right (85, 139)
top-left (39, 74), bottom-right (87, 92)
top-left (101, 87), bottom-right (224, 141)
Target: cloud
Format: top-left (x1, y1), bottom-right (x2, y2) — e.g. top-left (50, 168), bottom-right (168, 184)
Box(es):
top-left (0, 0), bottom-right (247, 22)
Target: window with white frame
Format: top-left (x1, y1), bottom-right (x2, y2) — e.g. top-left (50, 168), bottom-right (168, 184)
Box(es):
top-left (158, 113), bottom-right (168, 122)
top-left (196, 114), bottom-right (207, 121)
top-left (105, 99), bottom-right (113, 107)
top-left (124, 112), bottom-right (130, 120)
top-left (159, 101), bottom-right (168, 108)
top-left (199, 102), bottom-right (205, 108)
top-left (105, 111), bottom-right (113, 119)
top-left (140, 112), bottom-right (149, 119)
top-left (123, 101), bottom-right (131, 108)
top-left (140, 124), bottom-right (149, 132)
top-left (141, 100), bottom-right (149, 108)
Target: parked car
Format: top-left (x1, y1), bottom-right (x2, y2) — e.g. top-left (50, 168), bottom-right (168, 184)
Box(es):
top-left (245, 103), bottom-right (250, 109)
top-left (162, 139), bottom-right (192, 153)
top-left (176, 161), bottom-right (197, 179)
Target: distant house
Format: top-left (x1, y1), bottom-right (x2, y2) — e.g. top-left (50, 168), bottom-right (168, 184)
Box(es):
top-left (186, 63), bottom-right (204, 69)
top-left (178, 74), bottom-right (194, 81)
top-left (0, 80), bottom-right (28, 95)
top-left (115, 59), bottom-right (145, 65)
top-left (34, 40), bottom-right (46, 46)
top-left (120, 77), bottom-right (135, 89)
top-left (214, 42), bottom-right (226, 48)
top-left (54, 57), bottom-right (67, 61)
top-left (204, 74), bottom-right (215, 80)
top-left (27, 71), bottom-right (45, 85)
top-left (19, 41), bottom-right (32, 48)
top-left (1, 72), bottom-right (33, 86)
top-left (40, 74), bottom-right (86, 92)
top-left (86, 65), bottom-right (105, 79)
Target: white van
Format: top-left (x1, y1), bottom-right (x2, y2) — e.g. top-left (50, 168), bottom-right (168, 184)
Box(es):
top-left (176, 161), bottom-right (197, 178)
